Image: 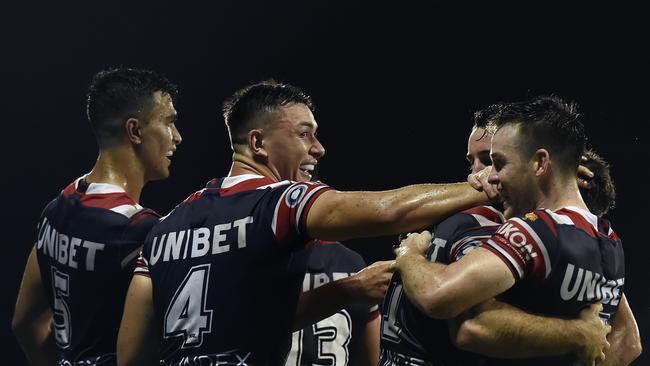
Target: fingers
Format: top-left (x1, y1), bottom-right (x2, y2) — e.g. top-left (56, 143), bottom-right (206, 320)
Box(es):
top-left (577, 165), bottom-right (594, 189)
top-left (467, 173), bottom-right (484, 191)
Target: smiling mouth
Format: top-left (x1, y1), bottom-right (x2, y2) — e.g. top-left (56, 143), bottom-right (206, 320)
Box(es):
top-left (299, 164), bottom-right (315, 178)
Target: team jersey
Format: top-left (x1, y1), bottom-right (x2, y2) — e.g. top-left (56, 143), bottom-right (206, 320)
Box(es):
top-left (380, 206), bottom-right (504, 366)
top-left (35, 177), bottom-right (160, 365)
top-left (134, 174), bottom-right (332, 366)
top-left (480, 206), bottom-right (624, 366)
top-left (285, 241), bottom-right (379, 366)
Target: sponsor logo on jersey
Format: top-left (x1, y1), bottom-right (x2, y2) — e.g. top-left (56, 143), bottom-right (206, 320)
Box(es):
top-left (495, 221), bottom-right (538, 260)
top-left (149, 216), bottom-right (254, 265)
top-left (560, 263), bottom-right (624, 305)
top-left (285, 184), bottom-right (308, 208)
top-left (37, 218), bottom-right (105, 271)
top-left (524, 212), bottom-right (538, 221)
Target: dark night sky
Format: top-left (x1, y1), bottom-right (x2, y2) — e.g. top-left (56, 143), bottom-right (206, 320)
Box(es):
top-left (2, 1), bottom-right (648, 364)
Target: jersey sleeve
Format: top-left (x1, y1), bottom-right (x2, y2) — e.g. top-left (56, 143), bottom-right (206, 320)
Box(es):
top-left (133, 249), bottom-right (151, 277)
top-left (118, 209), bottom-right (161, 270)
top-left (481, 210), bottom-right (558, 281)
top-left (269, 182), bottom-right (332, 246)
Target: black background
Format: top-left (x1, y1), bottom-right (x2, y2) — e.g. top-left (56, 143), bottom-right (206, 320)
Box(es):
top-left (2, 1), bottom-right (648, 364)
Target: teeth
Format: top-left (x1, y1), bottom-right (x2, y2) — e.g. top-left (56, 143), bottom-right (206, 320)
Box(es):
top-left (300, 164), bottom-right (315, 172)
top-left (166, 152), bottom-right (174, 157)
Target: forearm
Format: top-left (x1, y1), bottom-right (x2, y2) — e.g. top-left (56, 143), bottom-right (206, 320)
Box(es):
top-left (452, 300), bottom-right (586, 358)
top-left (293, 277), bottom-right (355, 330)
top-left (598, 295), bottom-right (642, 366)
top-left (308, 183), bottom-right (486, 241)
top-left (395, 251), bottom-right (449, 318)
top-left (13, 318), bottom-right (59, 366)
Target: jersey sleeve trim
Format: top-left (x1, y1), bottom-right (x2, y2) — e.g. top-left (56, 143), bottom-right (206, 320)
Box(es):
top-left (483, 239), bottom-right (524, 279)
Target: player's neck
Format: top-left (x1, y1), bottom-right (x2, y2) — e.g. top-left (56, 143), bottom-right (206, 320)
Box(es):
top-left (229, 152), bottom-right (281, 182)
top-left (85, 147), bottom-right (146, 202)
top-left (538, 176), bottom-right (588, 213)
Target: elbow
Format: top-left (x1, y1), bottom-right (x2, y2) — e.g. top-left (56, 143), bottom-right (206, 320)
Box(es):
top-left (415, 289), bottom-right (460, 320)
top-left (453, 320), bottom-right (490, 353)
top-left (11, 313), bottom-right (29, 341)
top-left (626, 339), bottom-right (642, 363)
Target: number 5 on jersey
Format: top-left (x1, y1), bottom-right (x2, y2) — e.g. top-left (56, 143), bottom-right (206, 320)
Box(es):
top-left (164, 264), bottom-right (214, 348)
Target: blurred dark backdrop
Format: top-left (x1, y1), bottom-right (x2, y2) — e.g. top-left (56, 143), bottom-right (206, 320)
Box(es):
top-left (2, 1), bottom-right (648, 364)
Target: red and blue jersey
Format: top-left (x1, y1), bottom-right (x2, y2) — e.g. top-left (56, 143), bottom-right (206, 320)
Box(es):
top-left (380, 206), bottom-right (504, 366)
top-left (286, 241), bottom-right (379, 366)
top-left (481, 206), bottom-right (625, 366)
top-left (35, 177), bottom-right (160, 365)
top-left (135, 174), bottom-right (332, 366)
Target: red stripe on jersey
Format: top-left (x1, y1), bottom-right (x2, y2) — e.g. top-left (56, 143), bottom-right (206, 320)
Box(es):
top-left (490, 218), bottom-right (548, 280)
top-left (536, 210), bottom-right (558, 237)
top-left (298, 187), bottom-right (332, 236)
top-left (129, 209), bottom-right (161, 226)
top-left (462, 206), bottom-right (504, 224)
top-left (183, 190), bottom-right (206, 204)
top-left (78, 192), bottom-right (137, 210)
top-left (273, 183), bottom-right (332, 246)
top-left (219, 177), bottom-right (277, 197)
top-left (63, 182), bottom-right (77, 197)
top-left (317, 240), bottom-right (338, 245)
top-left (554, 208), bottom-right (599, 238)
top-left (367, 310), bottom-right (380, 323)
top-left (482, 244), bottom-right (521, 280)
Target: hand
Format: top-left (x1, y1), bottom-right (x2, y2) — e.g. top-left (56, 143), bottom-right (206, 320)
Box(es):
top-left (394, 230), bottom-right (432, 258)
top-left (577, 163), bottom-right (595, 190)
top-left (574, 303), bottom-right (611, 366)
top-left (468, 166), bottom-right (499, 201)
top-left (348, 260), bottom-right (395, 305)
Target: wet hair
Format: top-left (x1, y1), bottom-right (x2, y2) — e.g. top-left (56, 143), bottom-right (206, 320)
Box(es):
top-left (222, 80), bottom-right (314, 148)
top-left (489, 96), bottom-right (586, 177)
top-left (471, 102), bottom-right (506, 141)
top-left (86, 67), bottom-right (177, 148)
top-left (473, 102), bottom-right (506, 129)
top-left (580, 149), bottom-right (616, 216)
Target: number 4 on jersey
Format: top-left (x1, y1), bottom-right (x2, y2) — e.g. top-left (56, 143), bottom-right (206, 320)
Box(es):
top-left (164, 264), bottom-right (213, 348)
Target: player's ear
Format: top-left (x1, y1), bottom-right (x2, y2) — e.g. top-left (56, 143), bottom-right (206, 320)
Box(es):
top-left (533, 148), bottom-right (550, 177)
top-left (248, 129), bottom-right (268, 158)
top-left (126, 117), bottom-right (143, 144)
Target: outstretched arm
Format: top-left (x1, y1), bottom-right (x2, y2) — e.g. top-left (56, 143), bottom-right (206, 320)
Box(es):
top-left (293, 261), bottom-right (393, 330)
top-left (12, 246), bottom-right (59, 366)
top-left (307, 183), bottom-right (489, 241)
top-left (449, 299), bottom-right (610, 364)
top-left (598, 295), bottom-right (642, 366)
top-left (117, 275), bottom-right (160, 366)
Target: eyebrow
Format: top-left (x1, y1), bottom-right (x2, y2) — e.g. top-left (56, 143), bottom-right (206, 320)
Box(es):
top-left (165, 113), bottom-right (178, 123)
top-left (298, 121), bottom-right (318, 130)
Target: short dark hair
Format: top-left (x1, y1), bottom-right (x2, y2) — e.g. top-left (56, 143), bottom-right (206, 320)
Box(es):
top-left (581, 149), bottom-right (616, 216)
top-left (473, 102), bottom-right (506, 129)
top-left (86, 67), bottom-right (177, 148)
top-left (490, 96), bottom-right (586, 177)
top-left (222, 80), bottom-right (314, 147)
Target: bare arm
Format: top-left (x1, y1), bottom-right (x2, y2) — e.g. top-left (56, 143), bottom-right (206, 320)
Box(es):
top-left (450, 299), bottom-right (610, 363)
top-left (306, 183), bottom-right (488, 241)
top-left (394, 231), bottom-right (515, 319)
top-left (598, 295), bottom-right (642, 366)
top-left (12, 246), bottom-right (59, 366)
top-left (357, 316), bottom-right (381, 366)
top-left (117, 275), bottom-right (160, 366)
top-left (293, 261), bottom-right (393, 330)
